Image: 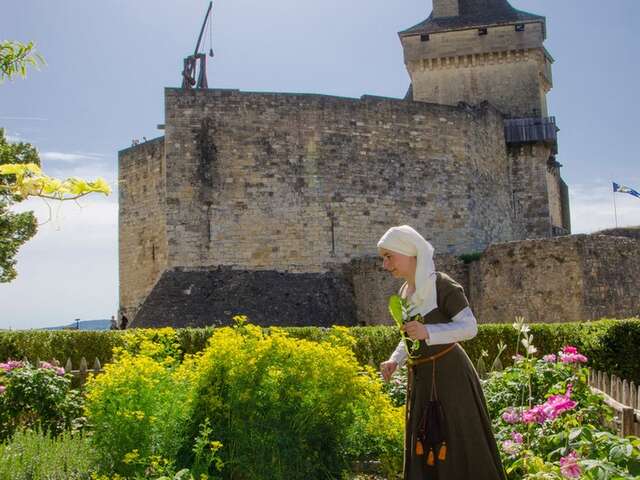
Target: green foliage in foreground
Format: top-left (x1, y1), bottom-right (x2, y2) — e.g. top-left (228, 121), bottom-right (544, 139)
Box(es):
top-left (1, 319), bottom-right (639, 383)
top-left (0, 430), bottom-right (95, 480)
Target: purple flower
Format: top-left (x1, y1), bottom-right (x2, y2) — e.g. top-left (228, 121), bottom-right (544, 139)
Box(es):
top-left (511, 432), bottom-right (523, 444)
top-left (501, 407), bottom-right (521, 424)
top-left (542, 354), bottom-right (557, 362)
top-left (560, 451), bottom-right (581, 478)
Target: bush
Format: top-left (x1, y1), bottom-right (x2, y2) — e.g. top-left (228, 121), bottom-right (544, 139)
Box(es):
top-left (2, 319), bottom-right (639, 383)
top-left (0, 430), bottom-right (95, 480)
top-left (484, 342), bottom-right (640, 479)
top-left (84, 337), bottom-right (192, 477)
top-left (177, 323), bottom-right (402, 480)
top-left (0, 360), bottom-right (83, 441)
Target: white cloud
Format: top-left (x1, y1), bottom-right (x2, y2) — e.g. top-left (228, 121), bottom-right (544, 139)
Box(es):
top-left (0, 116), bottom-right (47, 121)
top-left (39, 151), bottom-right (105, 163)
top-left (0, 198), bottom-right (118, 330)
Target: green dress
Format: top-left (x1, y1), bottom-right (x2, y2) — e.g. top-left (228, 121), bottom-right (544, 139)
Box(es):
top-left (403, 273), bottom-right (505, 480)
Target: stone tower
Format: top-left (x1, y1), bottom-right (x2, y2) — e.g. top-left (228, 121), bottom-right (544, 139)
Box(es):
top-left (400, 0), bottom-right (570, 237)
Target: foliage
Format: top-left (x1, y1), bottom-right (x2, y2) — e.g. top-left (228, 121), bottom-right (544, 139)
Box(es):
top-left (0, 40), bottom-right (44, 82)
top-left (0, 360), bottom-right (84, 442)
top-left (458, 251), bottom-right (483, 264)
top-left (0, 128), bottom-right (39, 282)
top-left (0, 429), bottom-right (95, 480)
top-left (0, 162), bottom-right (111, 201)
top-left (83, 335), bottom-right (192, 477)
top-left (177, 321), bottom-right (403, 480)
top-left (3, 319), bottom-right (640, 383)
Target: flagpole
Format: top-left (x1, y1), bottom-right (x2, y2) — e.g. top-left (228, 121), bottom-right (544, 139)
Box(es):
top-left (612, 185), bottom-right (618, 228)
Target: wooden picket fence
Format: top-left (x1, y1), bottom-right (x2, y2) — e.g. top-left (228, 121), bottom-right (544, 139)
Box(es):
top-left (29, 357), bottom-right (104, 387)
top-left (589, 369), bottom-right (640, 437)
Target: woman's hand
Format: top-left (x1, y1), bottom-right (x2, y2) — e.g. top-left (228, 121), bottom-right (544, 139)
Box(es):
top-left (401, 320), bottom-right (429, 341)
top-left (380, 360), bottom-right (398, 382)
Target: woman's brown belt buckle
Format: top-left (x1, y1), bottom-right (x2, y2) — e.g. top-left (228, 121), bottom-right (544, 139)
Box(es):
top-left (407, 343), bottom-right (457, 367)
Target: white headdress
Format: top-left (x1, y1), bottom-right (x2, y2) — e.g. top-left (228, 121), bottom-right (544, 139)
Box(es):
top-left (377, 225), bottom-right (437, 316)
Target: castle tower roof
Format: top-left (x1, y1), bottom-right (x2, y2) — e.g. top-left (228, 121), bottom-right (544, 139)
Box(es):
top-left (400, 0), bottom-right (545, 37)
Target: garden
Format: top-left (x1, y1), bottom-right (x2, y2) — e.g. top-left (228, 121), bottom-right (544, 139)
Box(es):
top-left (1, 317), bottom-right (640, 479)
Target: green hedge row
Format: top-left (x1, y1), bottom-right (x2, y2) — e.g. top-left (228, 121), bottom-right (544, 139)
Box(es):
top-left (1, 319), bottom-right (639, 383)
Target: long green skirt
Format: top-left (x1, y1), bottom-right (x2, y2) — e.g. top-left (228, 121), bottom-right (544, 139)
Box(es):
top-left (404, 344), bottom-right (505, 480)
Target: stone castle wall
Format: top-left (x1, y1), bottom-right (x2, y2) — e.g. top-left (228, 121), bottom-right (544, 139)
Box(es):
top-left (118, 137), bottom-right (168, 321)
top-left (352, 234), bottom-right (640, 325)
top-left (162, 88), bottom-right (519, 274)
top-left (402, 23), bottom-right (551, 117)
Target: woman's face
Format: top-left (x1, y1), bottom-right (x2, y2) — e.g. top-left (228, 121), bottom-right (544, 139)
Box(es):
top-left (379, 248), bottom-right (416, 281)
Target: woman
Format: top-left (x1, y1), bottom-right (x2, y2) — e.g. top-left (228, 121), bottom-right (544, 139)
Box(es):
top-left (378, 225), bottom-right (505, 480)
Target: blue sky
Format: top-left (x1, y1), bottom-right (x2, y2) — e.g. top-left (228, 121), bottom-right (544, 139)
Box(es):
top-left (1, 0), bottom-right (639, 329)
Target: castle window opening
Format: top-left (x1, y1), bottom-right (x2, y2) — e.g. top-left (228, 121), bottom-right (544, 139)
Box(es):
top-left (515, 24), bottom-right (525, 32)
top-left (478, 28), bottom-right (488, 36)
top-left (420, 34), bottom-right (430, 42)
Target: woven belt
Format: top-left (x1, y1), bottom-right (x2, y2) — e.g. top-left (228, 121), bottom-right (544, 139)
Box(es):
top-left (406, 343), bottom-right (457, 367)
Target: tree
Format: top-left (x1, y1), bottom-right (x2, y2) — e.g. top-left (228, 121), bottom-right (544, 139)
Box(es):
top-left (0, 42), bottom-right (110, 282)
top-left (0, 40), bottom-right (44, 82)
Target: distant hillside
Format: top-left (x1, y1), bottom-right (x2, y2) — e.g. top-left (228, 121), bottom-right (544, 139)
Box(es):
top-left (46, 319), bottom-right (112, 331)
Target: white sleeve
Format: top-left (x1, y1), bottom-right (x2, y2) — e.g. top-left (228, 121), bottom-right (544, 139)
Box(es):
top-left (424, 307), bottom-right (478, 345)
top-left (388, 339), bottom-right (408, 367)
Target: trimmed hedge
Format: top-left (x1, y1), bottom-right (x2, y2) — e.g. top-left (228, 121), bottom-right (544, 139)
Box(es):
top-left (1, 319), bottom-right (639, 383)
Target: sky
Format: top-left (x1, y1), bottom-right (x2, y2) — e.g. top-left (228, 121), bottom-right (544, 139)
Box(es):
top-left (0, 0), bottom-right (639, 329)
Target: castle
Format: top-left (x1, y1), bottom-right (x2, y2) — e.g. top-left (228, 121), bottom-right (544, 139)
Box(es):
top-left (119, 1), bottom-right (637, 328)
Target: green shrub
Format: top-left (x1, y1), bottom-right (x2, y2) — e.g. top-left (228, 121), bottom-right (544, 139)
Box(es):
top-left (84, 339), bottom-right (192, 476)
top-left (0, 360), bottom-right (84, 441)
top-left (177, 324), bottom-right (403, 480)
top-left (2, 319), bottom-right (639, 383)
top-left (0, 429), bottom-right (95, 480)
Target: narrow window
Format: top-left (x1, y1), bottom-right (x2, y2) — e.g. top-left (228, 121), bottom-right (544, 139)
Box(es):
top-left (420, 34), bottom-right (430, 42)
top-left (515, 24), bottom-right (525, 32)
top-left (478, 28), bottom-right (488, 36)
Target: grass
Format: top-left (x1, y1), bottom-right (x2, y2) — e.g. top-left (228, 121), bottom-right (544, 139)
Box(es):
top-left (0, 429), bottom-right (96, 480)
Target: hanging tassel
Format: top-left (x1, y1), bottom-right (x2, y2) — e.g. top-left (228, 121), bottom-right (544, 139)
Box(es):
top-left (438, 442), bottom-right (447, 461)
top-left (415, 440), bottom-right (424, 456)
top-left (427, 448), bottom-right (435, 466)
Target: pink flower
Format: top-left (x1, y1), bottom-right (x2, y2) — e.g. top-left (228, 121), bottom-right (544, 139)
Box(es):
top-left (0, 360), bottom-right (25, 372)
top-left (562, 346), bottom-right (578, 355)
top-left (511, 432), bottom-right (523, 444)
top-left (55, 367), bottom-right (65, 376)
top-left (501, 439), bottom-right (520, 456)
top-left (523, 384), bottom-right (577, 424)
top-left (39, 361), bottom-right (53, 369)
top-left (560, 451), bottom-right (581, 478)
top-left (0, 385), bottom-right (5, 394)
top-left (502, 407), bottom-right (521, 424)
top-left (559, 352), bottom-right (588, 364)
top-left (542, 354), bottom-right (557, 362)
top-left (522, 405), bottom-right (547, 424)
top-left (512, 354), bottom-right (525, 362)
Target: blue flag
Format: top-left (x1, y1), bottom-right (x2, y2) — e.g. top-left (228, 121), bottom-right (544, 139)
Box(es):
top-left (613, 182), bottom-right (640, 199)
